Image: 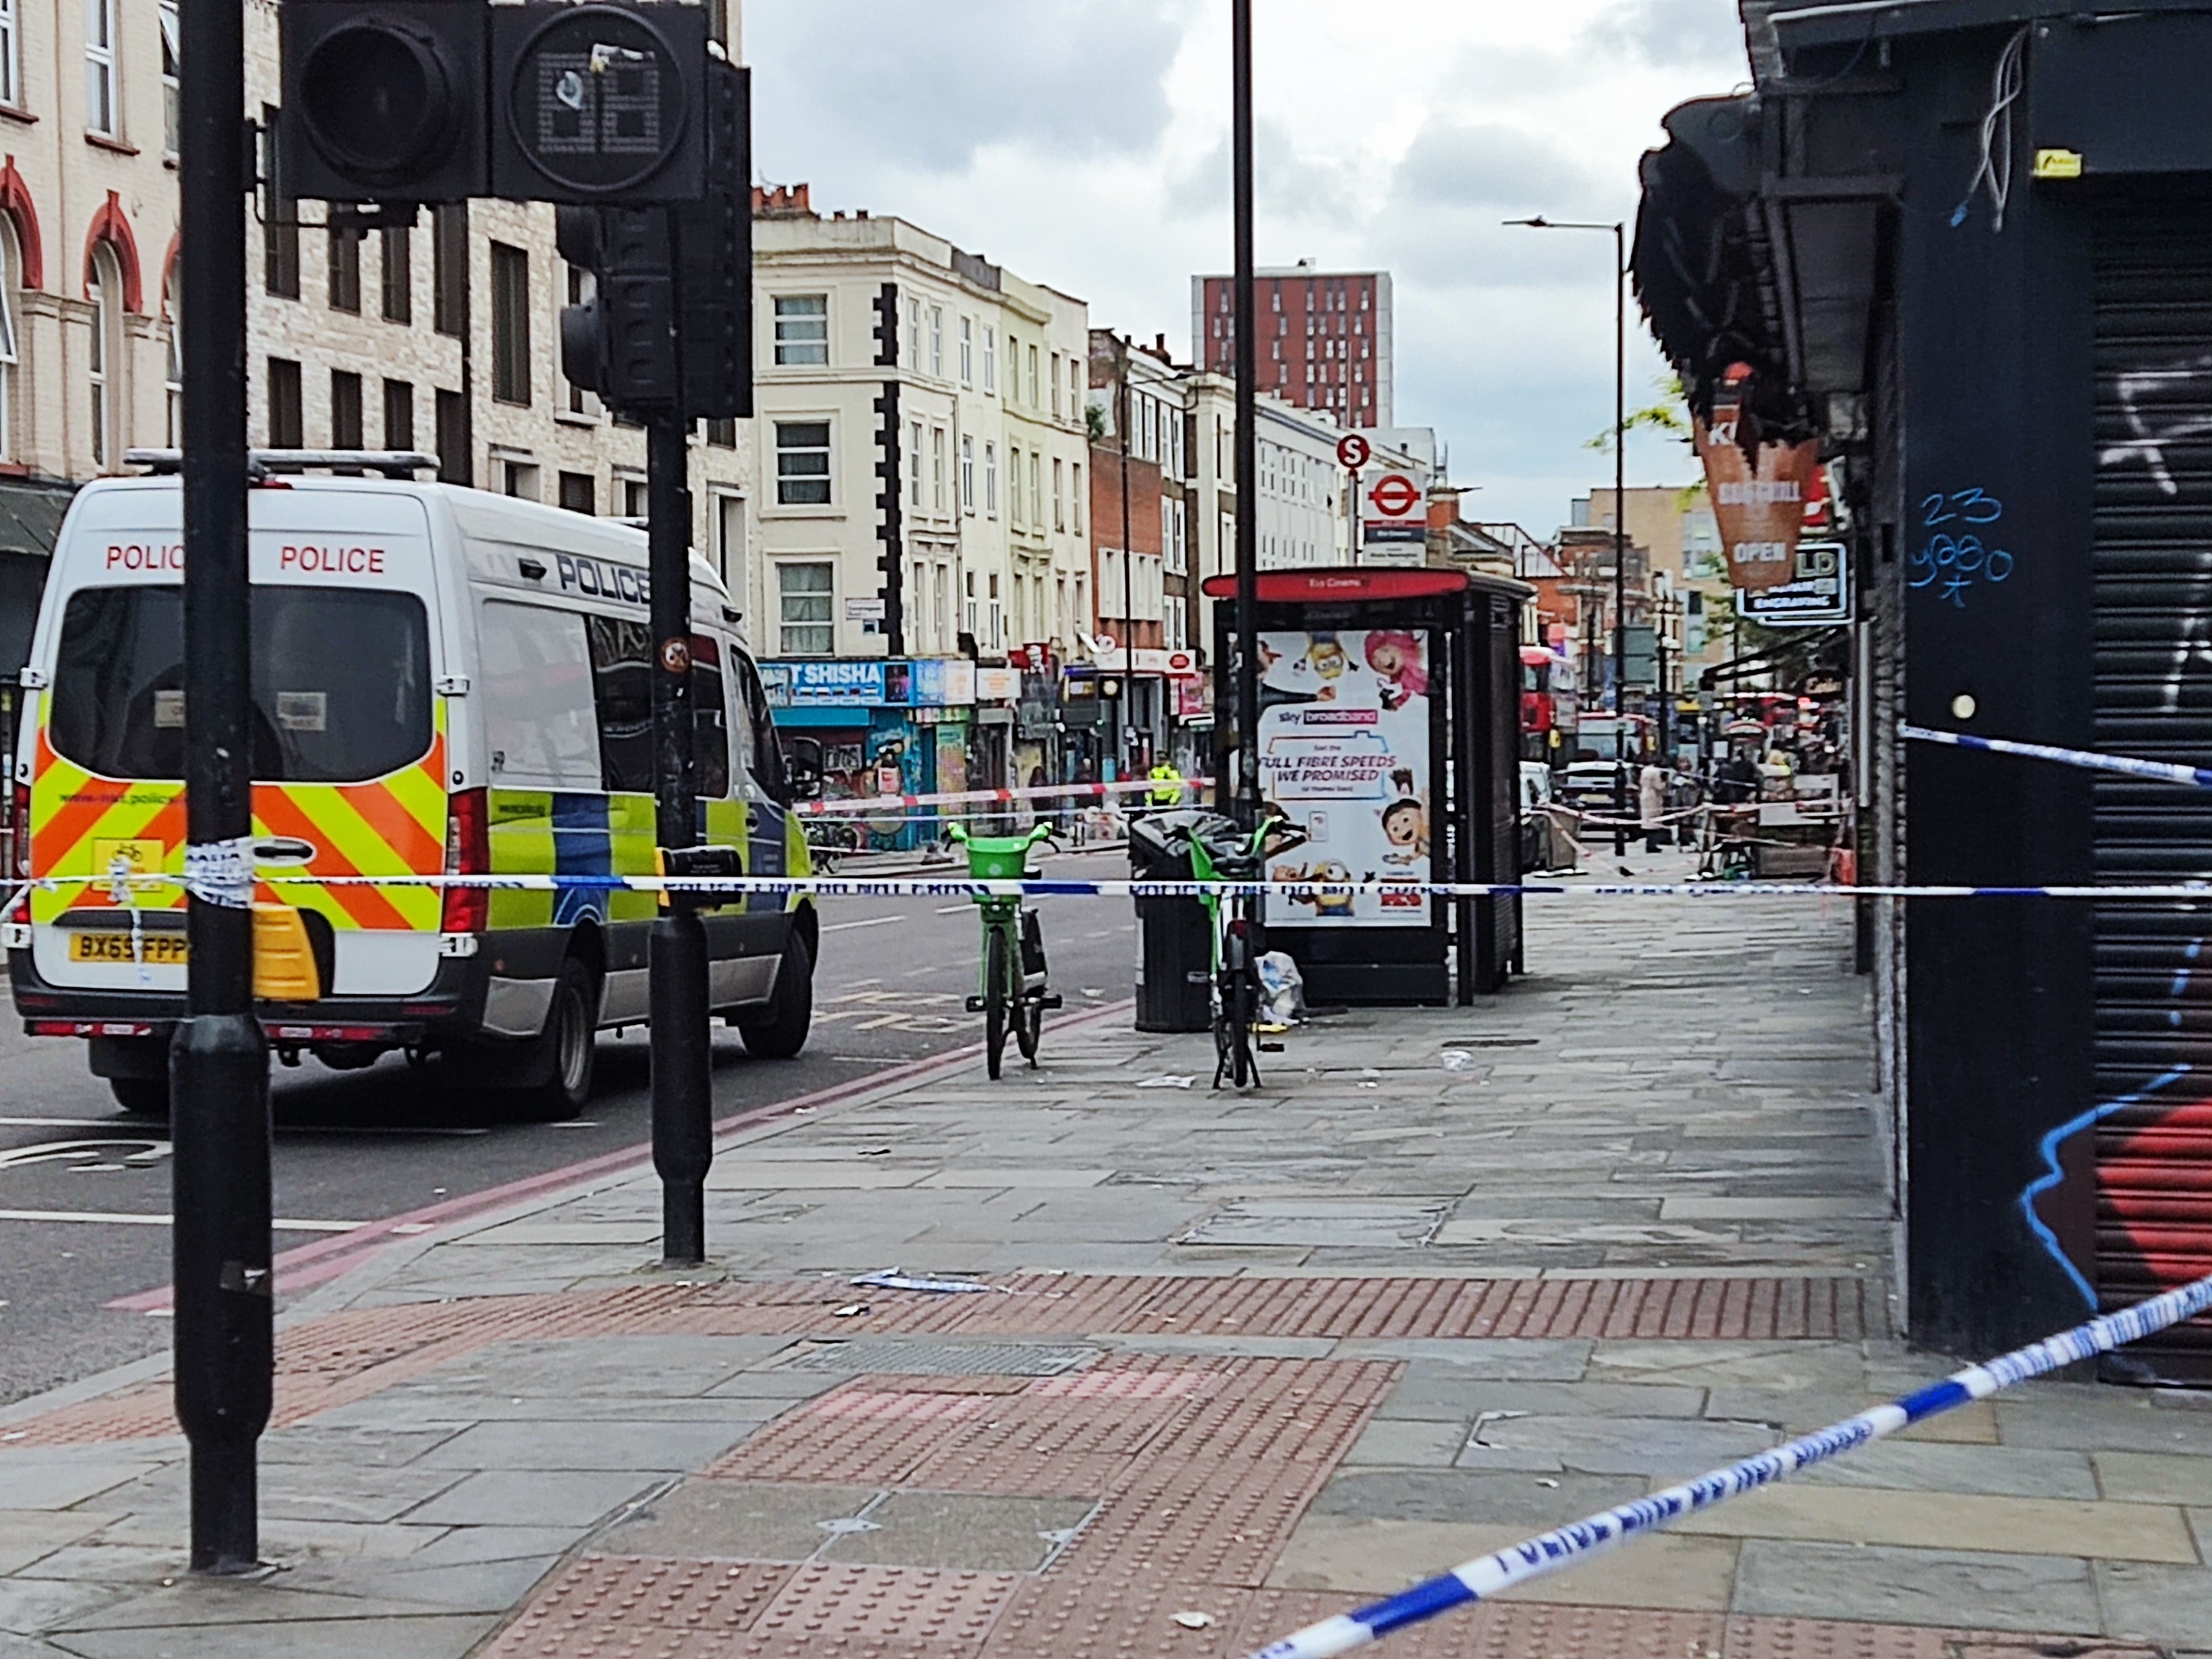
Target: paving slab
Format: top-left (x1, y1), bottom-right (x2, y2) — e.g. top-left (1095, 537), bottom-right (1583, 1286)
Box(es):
top-left (44, 1613), bottom-right (501, 1659)
top-left (1669, 1483), bottom-right (2199, 1562)
top-left (2096, 1449), bottom-right (2212, 1505)
top-left (398, 1470), bottom-right (662, 1530)
top-left (591, 1480), bottom-right (881, 1562)
top-left (1266, 1514), bottom-right (1739, 1610)
top-left (409, 1418), bottom-right (760, 1473)
top-left (1730, 1540), bottom-right (2103, 1634)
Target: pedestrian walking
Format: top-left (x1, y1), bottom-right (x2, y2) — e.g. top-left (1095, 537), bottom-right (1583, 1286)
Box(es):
top-left (1639, 759), bottom-right (1669, 852)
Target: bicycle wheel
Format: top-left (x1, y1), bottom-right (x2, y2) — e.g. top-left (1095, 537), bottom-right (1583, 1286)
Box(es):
top-left (985, 925), bottom-right (1010, 1080)
top-left (1015, 911), bottom-right (1046, 1063)
top-left (1229, 958), bottom-right (1259, 1088)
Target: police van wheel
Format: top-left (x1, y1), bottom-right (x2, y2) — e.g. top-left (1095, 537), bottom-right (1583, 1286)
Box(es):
top-left (738, 933), bottom-right (813, 1060)
top-left (523, 959), bottom-right (598, 1120)
top-left (109, 1078), bottom-right (170, 1119)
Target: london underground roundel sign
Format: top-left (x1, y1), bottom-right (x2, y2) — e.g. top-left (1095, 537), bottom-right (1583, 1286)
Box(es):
top-left (1369, 473), bottom-right (1421, 517)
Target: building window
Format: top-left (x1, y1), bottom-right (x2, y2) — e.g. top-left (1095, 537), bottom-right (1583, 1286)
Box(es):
top-left (562, 263), bottom-right (593, 415)
top-left (1050, 352), bottom-right (1062, 419)
top-left (328, 224), bottom-right (362, 314)
top-left (716, 494), bottom-right (745, 589)
top-left (706, 417), bottom-right (736, 448)
top-left (928, 306), bottom-right (943, 378)
top-left (85, 0), bottom-right (116, 138)
top-left (0, 224), bottom-right (19, 458)
top-left (983, 326), bottom-right (998, 393)
top-left (985, 442), bottom-right (998, 517)
top-left (88, 247), bottom-right (121, 466)
top-left (1071, 358), bottom-right (1082, 421)
top-left (1053, 458), bottom-right (1065, 532)
top-left (961, 435), bottom-right (975, 513)
top-left (330, 369), bottom-right (362, 449)
top-left (932, 427), bottom-right (946, 513)
top-left (619, 478), bottom-right (646, 517)
top-left (1029, 452), bottom-right (1042, 527)
top-left (159, 0), bottom-right (179, 154)
top-left (775, 421), bottom-right (831, 506)
top-left (263, 109), bottom-right (300, 298)
top-left (1027, 344), bottom-right (1039, 406)
top-left (959, 317), bottom-right (973, 386)
top-left (435, 387), bottom-right (468, 484)
top-left (558, 471), bottom-right (594, 514)
top-left (383, 378), bottom-right (413, 451)
top-left (778, 563), bottom-right (833, 655)
top-left (773, 294), bottom-right (827, 366)
top-left (908, 421), bottom-right (922, 509)
top-left (905, 296), bottom-right (921, 371)
top-left (0, 0), bottom-right (19, 109)
top-left (490, 242), bottom-right (530, 405)
top-left (380, 226), bottom-right (411, 324)
top-left (1073, 463), bottom-right (1083, 534)
top-left (1007, 447), bottom-right (1021, 526)
top-left (267, 356), bottom-right (303, 450)
top-left (432, 204), bottom-right (466, 337)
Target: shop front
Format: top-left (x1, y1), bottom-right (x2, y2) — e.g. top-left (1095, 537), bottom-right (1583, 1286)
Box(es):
top-left (759, 657), bottom-right (984, 851)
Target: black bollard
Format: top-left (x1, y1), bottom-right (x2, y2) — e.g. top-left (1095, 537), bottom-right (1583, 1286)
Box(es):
top-left (651, 909), bottom-right (713, 1262)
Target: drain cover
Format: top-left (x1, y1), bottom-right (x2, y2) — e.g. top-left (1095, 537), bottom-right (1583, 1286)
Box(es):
top-left (772, 1340), bottom-right (1101, 1376)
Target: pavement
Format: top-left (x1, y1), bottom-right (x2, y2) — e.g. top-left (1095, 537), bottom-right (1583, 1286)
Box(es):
top-left (1, 850), bottom-right (2208, 1658)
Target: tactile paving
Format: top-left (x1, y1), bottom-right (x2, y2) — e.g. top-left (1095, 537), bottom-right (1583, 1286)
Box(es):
top-left (747, 1562), bottom-right (1019, 1647)
top-left (474, 1555), bottom-right (796, 1658)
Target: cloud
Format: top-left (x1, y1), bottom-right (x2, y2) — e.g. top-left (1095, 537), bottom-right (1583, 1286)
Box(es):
top-left (748, 0), bottom-right (1195, 176)
top-left (1166, 116), bottom-right (1364, 225)
top-left (1583, 0), bottom-right (1746, 70)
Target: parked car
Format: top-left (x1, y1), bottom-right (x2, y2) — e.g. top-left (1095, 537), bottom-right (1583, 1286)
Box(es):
top-left (1559, 759), bottom-right (1628, 813)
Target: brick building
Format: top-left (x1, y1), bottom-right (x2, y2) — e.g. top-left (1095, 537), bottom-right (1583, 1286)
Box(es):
top-left (1190, 264), bottom-right (1393, 427)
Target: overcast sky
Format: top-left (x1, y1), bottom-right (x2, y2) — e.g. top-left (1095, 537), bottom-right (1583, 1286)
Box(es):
top-left (745, 0), bottom-right (1751, 538)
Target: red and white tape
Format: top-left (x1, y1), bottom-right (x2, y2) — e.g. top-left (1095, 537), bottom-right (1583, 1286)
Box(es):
top-left (795, 776), bottom-right (1213, 818)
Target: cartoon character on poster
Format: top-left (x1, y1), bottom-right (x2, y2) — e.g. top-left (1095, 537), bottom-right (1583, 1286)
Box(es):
top-left (1258, 628), bottom-right (1433, 927)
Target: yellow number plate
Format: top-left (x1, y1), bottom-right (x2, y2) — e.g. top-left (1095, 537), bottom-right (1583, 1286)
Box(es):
top-left (68, 932), bottom-right (188, 965)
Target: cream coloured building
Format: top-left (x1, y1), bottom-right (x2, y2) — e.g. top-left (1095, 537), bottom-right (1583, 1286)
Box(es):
top-left (749, 192), bottom-right (1091, 666)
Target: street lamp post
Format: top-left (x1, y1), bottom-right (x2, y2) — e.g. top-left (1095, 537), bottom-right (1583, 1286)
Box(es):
top-left (1507, 216), bottom-right (1627, 855)
top-left (1231, 0), bottom-right (1259, 826)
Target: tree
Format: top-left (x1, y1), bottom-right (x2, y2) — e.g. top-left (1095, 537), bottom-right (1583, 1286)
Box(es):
top-left (1587, 375), bottom-right (1693, 453)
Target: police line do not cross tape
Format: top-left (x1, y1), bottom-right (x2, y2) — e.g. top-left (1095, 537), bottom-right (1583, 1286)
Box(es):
top-left (1237, 1270), bottom-right (2212, 1659)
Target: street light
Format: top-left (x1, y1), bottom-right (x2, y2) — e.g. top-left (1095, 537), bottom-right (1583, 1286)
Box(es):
top-left (1507, 214), bottom-right (1628, 855)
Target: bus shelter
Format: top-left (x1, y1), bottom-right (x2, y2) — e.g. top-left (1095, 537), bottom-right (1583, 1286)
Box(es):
top-left (1202, 567), bottom-right (1532, 1004)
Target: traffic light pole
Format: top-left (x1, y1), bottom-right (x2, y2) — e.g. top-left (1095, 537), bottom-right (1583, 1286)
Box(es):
top-left (647, 409), bottom-right (712, 1266)
top-left (174, 0), bottom-right (272, 1574)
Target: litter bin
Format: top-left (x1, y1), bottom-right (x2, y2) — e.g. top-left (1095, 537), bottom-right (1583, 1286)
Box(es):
top-left (1130, 811), bottom-right (1216, 1034)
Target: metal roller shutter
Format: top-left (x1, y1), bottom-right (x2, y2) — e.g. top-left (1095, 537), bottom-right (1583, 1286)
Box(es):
top-left (2092, 203), bottom-right (2212, 1371)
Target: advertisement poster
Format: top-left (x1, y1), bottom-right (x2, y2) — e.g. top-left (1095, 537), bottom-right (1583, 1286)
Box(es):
top-left (1256, 628), bottom-right (1433, 928)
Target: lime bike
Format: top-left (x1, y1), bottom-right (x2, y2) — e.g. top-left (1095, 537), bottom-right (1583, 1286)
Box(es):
top-left (950, 822), bottom-right (1063, 1079)
top-left (1188, 813), bottom-right (1307, 1090)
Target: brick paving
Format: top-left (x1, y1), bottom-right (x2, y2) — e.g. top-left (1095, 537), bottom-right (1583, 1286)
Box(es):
top-left (3, 891), bottom-right (2208, 1657)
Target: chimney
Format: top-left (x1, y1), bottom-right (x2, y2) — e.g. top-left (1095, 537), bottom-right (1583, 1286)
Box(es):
top-left (750, 182), bottom-right (815, 218)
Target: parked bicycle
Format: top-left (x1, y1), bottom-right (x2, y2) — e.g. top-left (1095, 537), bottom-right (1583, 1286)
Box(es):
top-left (804, 818), bottom-right (865, 874)
top-left (950, 821), bottom-right (1063, 1078)
top-left (1190, 813), bottom-right (1307, 1090)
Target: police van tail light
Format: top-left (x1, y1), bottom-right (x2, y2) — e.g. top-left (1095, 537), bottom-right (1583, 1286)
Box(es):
top-left (441, 788), bottom-right (489, 936)
top-left (7, 779), bottom-right (30, 925)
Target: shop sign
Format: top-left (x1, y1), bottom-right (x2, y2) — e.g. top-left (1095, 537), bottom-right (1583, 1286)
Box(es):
top-left (1176, 677), bottom-right (1212, 719)
top-left (910, 657), bottom-right (976, 707)
top-left (1741, 541), bottom-right (1851, 627)
top-left (1698, 403), bottom-right (1821, 592)
top-left (775, 659), bottom-right (886, 706)
top-left (975, 666), bottom-right (1021, 701)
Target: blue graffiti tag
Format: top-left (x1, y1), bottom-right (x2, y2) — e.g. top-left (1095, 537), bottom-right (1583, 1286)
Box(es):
top-left (1911, 490), bottom-right (2016, 607)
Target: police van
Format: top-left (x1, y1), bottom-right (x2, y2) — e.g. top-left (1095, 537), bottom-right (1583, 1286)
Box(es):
top-left (6, 458), bottom-right (821, 1118)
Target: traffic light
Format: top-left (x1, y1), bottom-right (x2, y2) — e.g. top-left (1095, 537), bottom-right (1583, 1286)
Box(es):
top-left (279, 0), bottom-right (490, 202)
top-left (674, 60), bottom-right (752, 421)
top-left (280, 0), bottom-right (711, 207)
top-left (489, 2), bottom-right (710, 204)
top-left (560, 57), bottom-right (751, 422)
top-left (558, 206), bottom-right (680, 416)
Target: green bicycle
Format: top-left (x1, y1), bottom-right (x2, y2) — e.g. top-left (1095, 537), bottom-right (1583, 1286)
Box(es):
top-left (950, 821), bottom-right (1063, 1079)
top-left (1190, 813), bottom-right (1307, 1090)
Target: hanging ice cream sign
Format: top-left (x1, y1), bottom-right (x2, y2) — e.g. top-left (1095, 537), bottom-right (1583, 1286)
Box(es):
top-left (1697, 380), bottom-right (1823, 592)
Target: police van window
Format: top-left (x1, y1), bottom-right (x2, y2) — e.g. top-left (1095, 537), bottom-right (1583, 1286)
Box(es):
top-left (689, 633), bottom-right (731, 799)
top-left (51, 585), bottom-right (431, 783)
top-left (480, 602), bottom-right (600, 789)
top-left (725, 651), bottom-right (756, 789)
top-left (584, 615), bottom-right (654, 794)
top-left (734, 654), bottom-right (786, 801)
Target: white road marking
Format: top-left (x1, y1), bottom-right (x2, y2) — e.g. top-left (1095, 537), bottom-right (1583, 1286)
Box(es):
top-left (0, 1209), bottom-right (361, 1232)
top-left (934, 904), bottom-right (971, 915)
top-left (823, 916), bottom-right (905, 933)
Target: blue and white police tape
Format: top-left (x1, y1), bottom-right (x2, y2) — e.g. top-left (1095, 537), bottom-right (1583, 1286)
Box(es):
top-left (1239, 1270), bottom-right (2212, 1659)
top-left (43, 872), bottom-right (2212, 902)
top-left (1903, 723), bottom-right (2212, 790)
